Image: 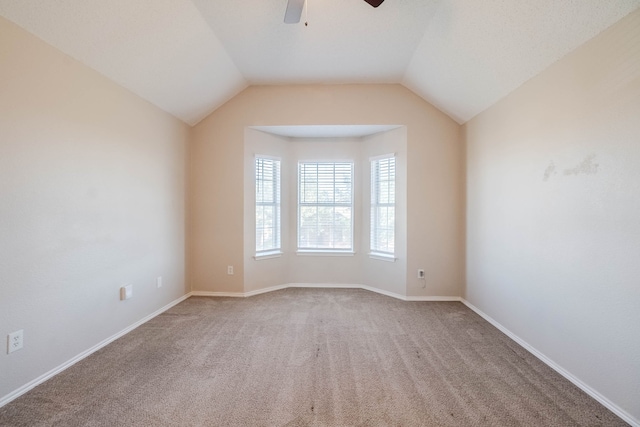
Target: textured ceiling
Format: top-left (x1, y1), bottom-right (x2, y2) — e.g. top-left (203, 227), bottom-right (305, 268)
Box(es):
top-left (1, 0), bottom-right (639, 125)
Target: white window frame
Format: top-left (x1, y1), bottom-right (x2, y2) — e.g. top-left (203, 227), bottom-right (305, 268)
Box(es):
top-left (370, 154), bottom-right (396, 261)
top-left (297, 161), bottom-right (354, 254)
top-left (255, 156), bottom-right (282, 258)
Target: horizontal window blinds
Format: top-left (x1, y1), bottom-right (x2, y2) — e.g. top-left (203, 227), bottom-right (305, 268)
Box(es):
top-left (256, 157), bottom-right (281, 253)
top-left (298, 162), bottom-right (353, 251)
top-left (371, 156), bottom-right (395, 254)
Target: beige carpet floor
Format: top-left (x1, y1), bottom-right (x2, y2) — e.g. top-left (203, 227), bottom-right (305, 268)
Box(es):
top-left (0, 288), bottom-right (627, 426)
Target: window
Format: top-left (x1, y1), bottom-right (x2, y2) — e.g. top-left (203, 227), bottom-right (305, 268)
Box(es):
top-left (255, 157), bottom-right (281, 255)
top-left (370, 155), bottom-right (395, 257)
top-left (298, 162), bottom-right (353, 252)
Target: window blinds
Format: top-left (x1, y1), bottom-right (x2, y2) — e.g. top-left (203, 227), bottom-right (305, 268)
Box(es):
top-left (255, 157), bottom-right (281, 253)
top-left (371, 156), bottom-right (395, 255)
top-left (298, 162), bottom-right (353, 251)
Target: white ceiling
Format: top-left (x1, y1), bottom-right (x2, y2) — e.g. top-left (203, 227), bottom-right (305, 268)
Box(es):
top-left (1, 0), bottom-right (639, 125)
top-left (251, 125), bottom-right (402, 138)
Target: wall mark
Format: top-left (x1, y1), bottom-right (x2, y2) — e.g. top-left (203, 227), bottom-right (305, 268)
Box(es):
top-left (543, 161), bottom-right (557, 181)
top-left (564, 154), bottom-right (599, 176)
top-left (544, 154), bottom-right (599, 182)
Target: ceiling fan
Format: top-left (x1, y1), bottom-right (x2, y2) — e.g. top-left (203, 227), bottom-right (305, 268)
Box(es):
top-left (284, 0), bottom-right (384, 24)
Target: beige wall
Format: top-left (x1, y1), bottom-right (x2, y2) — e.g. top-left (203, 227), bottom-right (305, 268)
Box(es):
top-left (465, 10), bottom-right (640, 423)
top-left (192, 85), bottom-right (463, 297)
top-left (0, 17), bottom-right (190, 401)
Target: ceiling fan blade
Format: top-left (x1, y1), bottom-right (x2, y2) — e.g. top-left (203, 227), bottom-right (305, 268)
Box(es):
top-left (364, 0), bottom-right (384, 7)
top-left (284, 0), bottom-right (305, 24)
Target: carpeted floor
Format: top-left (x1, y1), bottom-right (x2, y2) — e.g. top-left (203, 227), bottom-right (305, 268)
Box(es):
top-left (0, 288), bottom-right (627, 426)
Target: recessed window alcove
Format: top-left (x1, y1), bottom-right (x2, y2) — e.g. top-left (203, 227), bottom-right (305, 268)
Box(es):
top-left (243, 125), bottom-right (408, 298)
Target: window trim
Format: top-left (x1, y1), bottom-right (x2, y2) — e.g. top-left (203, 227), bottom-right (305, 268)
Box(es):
top-left (296, 250), bottom-right (355, 257)
top-left (254, 250), bottom-right (283, 260)
top-left (255, 155), bottom-right (281, 256)
top-left (297, 161), bottom-right (355, 253)
top-left (370, 154), bottom-right (396, 258)
top-left (368, 252), bottom-right (396, 262)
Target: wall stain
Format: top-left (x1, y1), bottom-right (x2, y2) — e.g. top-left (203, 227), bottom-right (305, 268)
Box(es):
top-left (564, 154), bottom-right (599, 176)
top-left (543, 161), bottom-right (557, 181)
top-left (544, 154), bottom-right (599, 182)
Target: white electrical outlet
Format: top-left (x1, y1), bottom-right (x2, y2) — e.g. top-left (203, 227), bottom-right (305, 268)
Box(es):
top-left (7, 330), bottom-right (24, 354)
top-left (120, 284), bottom-right (133, 300)
top-left (156, 276), bottom-right (163, 288)
top-left (227, 265), bottom-right (234, 275)
top-left (418, 269), bottom-right (425, 279)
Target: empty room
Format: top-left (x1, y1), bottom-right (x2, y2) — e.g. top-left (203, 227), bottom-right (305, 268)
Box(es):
top-left (1, 0), bottom-right (639, 425)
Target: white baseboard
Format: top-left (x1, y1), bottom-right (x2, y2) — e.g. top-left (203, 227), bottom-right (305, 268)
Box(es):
top-left (192, 283), bottom-right (461, 303)
top-left (405, 295), bottom-right (462, 302)
top-left (191, 284), bottom-right (364, 299)
top-left (246, 284), bottom-right (289, 297)
top-left (288, 283), bottom-right (460, 302)
top-left (289, 283), bottom-right (361, 289)
top-left (190, 291), bottom-right (246, 297)
top-left (0, 293), bottom-right (191, 409)
top-left (359, 284), bottom-right (406, 300)
top-left (289, 283), bottom-right (409, 301)
top-left (190, 284), bottom-right (289, 298)
top-left (461, 299), bottom-right (639, 427)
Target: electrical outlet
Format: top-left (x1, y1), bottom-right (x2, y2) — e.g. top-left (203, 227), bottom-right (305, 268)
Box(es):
top-left (227, 265), bottom-right (234, 275)
top-left (156, 276), bottom-right (163, 288)
top-left (418, 269), bottom-right (425, 279)
top-left (7, 330), bottom-right (24, 354)
top-left (120, 284), bottom-right (133, 300)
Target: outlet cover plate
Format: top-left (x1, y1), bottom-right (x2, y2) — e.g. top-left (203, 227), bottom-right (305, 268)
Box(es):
top-left (7, 330), bottom-right (24, 354)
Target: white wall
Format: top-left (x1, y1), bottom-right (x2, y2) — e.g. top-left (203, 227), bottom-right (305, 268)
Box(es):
top-left (0, 17), bottom-right (190, 401)
top-left (193, 85), bottom-right (463, 298)
top-left (465, 9), bottom-right (640, 423)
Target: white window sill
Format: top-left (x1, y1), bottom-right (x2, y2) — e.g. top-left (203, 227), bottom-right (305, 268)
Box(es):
top-left (296, 250), bottom-right (355, 257)
top-left (254, 251), bottom-right (283, 260)
top-left (368, 252), bottom-right (396, 262)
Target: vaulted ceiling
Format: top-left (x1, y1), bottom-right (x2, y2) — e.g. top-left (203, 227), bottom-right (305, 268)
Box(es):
top-left (1, 0), bottom-right (639, 125)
